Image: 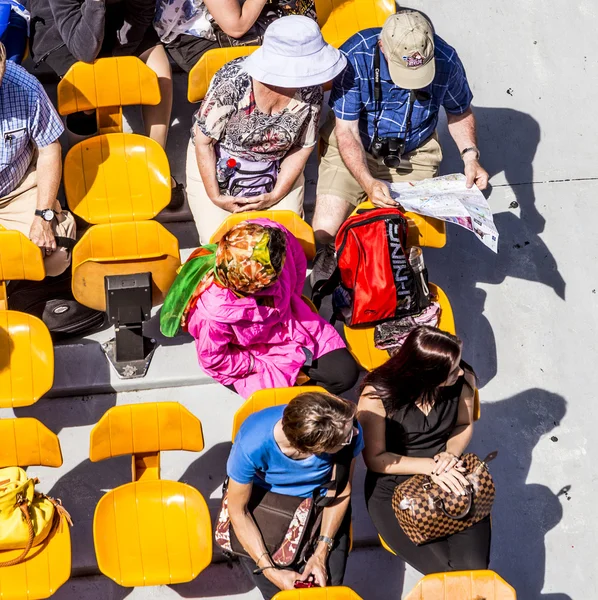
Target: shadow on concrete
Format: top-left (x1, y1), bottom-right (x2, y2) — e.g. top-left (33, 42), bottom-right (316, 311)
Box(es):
top-left (15, 392), bottom-right (117, 434)
top-left (470, 388), bottom-right (572, 600)
top-left (430, 107), bottom-right (564, 386)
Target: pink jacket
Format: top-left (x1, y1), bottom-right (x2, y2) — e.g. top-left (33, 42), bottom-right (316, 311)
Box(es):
top-left (187, 219), bottom-right (345, 398)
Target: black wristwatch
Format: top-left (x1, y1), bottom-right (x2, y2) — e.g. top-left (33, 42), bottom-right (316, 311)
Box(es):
top-left (35, 209), bottom-right (56, 222)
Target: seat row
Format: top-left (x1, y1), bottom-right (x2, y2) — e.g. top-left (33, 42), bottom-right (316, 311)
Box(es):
top-left (0, 390), bottom-right (513, 599)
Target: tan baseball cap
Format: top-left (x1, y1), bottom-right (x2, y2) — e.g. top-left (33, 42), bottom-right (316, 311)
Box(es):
top-left (380, 11), bottom-right (435, 89)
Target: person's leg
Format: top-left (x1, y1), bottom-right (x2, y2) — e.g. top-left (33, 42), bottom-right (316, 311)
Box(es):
top-left (366, 488), bottom-right (450, 575)
top-left (239, 556), bottom-right (282, 600)
top-left (269, 172), bottom-right (304, 218)
top-left (0, 169), bottom-right (74, 277)
top-left (326, 506), bottom-right (352, 585)
top-left (2, 11), bottom-right (28, 63)
top-left (185, 139), bottom-right (231, 243)
top-left (164, 34), bottom-right (220, 73)
top-left (138, 44), bottom-right (173, 149)
top-left (303, 348), bottom-right (360, 396)
top-left (446, 515), bottom-right (492, 571)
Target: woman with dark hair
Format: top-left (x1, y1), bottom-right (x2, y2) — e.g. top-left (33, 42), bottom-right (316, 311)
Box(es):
top-left (226, 391), bottom-right (363, 597)
top-left (161, 218), bottom-right (358, 398)
top-left (357, 326), bottom-right (491, 573)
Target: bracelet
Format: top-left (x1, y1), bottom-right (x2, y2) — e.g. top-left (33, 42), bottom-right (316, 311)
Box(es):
top-left (253, 565), bottom-right (277, 575)
top-left (460, 146), bottom-right (480, 161)
top-left (317, 535), bottom-right (334, 552)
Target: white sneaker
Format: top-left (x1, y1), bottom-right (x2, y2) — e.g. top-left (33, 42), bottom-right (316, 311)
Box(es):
top-left (310, 244), bottom-right (337, 288)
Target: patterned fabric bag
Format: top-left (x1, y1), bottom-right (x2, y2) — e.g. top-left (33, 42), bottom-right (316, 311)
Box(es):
top-left (392, 452), bottom-right (497, 546)
top-left (217, 146), bottom-right (279, 198)
top-left (215, 438), bottom-right (355, 567)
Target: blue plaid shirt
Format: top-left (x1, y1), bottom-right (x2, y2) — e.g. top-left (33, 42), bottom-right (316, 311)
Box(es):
top-left (0, 61), bottom-right (64, 197)
top-left (330, 29), bottom-right (473, 154)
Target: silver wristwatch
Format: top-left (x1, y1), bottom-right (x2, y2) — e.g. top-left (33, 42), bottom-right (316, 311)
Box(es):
top-left (460, 146), bottom-right (480, 161)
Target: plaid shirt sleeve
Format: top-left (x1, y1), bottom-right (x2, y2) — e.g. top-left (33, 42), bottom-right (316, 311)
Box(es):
top-left (29, 78), bottom-right (64, 148)
top-left (442, 52), bottom-right (473, 115)
top-left (330, 55), bottom-right (362, 121)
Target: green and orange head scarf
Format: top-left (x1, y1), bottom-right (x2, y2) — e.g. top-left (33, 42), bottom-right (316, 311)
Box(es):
top-left (160, 222), bottom-right (285, 337)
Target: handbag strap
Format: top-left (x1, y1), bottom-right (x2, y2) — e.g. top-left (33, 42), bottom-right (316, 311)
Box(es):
top-left (0, 502), bottom-right (34, 568)
top-left (315, 431), bottom-right (357, 508)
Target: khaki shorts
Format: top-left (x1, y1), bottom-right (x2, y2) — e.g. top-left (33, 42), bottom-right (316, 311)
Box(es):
top-left (316, 113), bottom-right (443, 207)
top-left (0, 164), bottom-right (76, 277)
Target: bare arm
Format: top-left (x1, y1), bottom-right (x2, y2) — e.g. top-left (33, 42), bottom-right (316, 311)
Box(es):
top-left (193, 125), bottom-right (245, 213)
top-left (228, 480), bottom-right (301, 592)
top-left (446, 108), bottom-right (489, 190)
top-left (335, 118), bottom-right (396, 208)
top-left (445, 371), bottom-right (475, 457)
top-left (204, 0), bottom-right (268, 38)
top-left (298, 459), bottom-right (357, 587)
top-left (29, 141), bottom-right (62, 254)
top-left (357, 387), bottom-right (435, 476)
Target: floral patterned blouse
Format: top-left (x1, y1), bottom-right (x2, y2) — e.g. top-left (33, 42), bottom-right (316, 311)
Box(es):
top-left (193, 58), bottom-right (323, 163)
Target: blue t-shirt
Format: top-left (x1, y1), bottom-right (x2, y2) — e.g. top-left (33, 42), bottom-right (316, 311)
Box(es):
top-left (227, 405), bottom-right (365, 498)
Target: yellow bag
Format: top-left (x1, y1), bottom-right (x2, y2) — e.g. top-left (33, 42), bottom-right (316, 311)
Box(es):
top-left (0, 467), bottom-right (72, 566)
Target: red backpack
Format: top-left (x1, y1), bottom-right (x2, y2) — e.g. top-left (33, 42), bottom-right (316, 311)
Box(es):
top-left (312, 207), bottom-right (430, 327)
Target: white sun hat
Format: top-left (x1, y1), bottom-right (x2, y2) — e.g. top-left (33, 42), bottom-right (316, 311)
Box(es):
top-left (242, 15), bottom-right (347, 88)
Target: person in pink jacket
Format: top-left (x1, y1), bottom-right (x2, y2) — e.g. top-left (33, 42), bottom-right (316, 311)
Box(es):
top-left (185, 219), bottom-right (359, 398)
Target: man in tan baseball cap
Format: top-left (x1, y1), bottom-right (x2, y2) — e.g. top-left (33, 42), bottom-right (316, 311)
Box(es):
top-left (311, 9), bottom-right (489, 286)
top-left (380, 11), bottom-right (436, 89)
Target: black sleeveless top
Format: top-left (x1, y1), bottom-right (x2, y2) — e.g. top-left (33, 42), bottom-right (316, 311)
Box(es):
top-left (365, 376), bottom-right (465, 503)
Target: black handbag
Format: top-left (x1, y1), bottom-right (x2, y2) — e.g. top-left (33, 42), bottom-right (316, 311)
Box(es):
top-left (214, 439), bottom-right (355, 568)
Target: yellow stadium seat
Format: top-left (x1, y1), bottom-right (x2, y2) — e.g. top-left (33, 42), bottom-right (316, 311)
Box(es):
top-left (405, 570), bottom-right (517, 600)
top-left (316, 0), bottom-right (395, 48)
top-left (57, 57), bottom-right (161, 135)
top-left (232, 386), bottom-right (327, 440)
top-left (0, 311), bottom-right (54, 408)
top-left (64, 133), bottom-right (171, 224)
top-left (0, 229), bottom-right (45, 310)
top-left (352, 201), bottom-right (446, 249)
top-left (210, 210), bottom-right (316, 261)
top-left (273, 586), bottom-right (364, 600)
top-left (0, 418), bottom-right (70, 600)
top-left (188, 46), bottom-right (257, 103)
top-left (344, 282), bottom-right (454, 371)
top-left (71, 221), bottom-right (180, 312)
top-left (90, 402), bottom-right (212, 587)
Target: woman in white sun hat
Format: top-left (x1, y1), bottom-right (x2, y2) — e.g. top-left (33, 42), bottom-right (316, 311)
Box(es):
top-left (186, 15), bottom-right (347, 243)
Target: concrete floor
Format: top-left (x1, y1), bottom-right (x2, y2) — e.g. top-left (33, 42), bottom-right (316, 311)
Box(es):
top-left (2, 0), bottom-right (598, 598)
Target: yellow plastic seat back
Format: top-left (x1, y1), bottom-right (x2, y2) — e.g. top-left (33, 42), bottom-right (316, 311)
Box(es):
top-left (57, 57), bottom-right (161, 134)
top-left (405, 570), bottom-right (517, 600)
top-left (94, 479), bottom-right (212, 587)
top-left (0, 229), bottom-right (45, 309)
top-left (352, 201), bottom-right (446, 248)
top-left (72, 220), bottom-right (181, 311)
top-left (64, 133), bottom-right (171, 224)
top-left (344, 282), bottom-right (454, 371)
top-left (0, 418), bottom-right (62, 468)
top-left (90, 402), bottom-right (204, 462)
top-left (316, 0), bottom-right (396, 48)
top-left (0, 310), bottom-right (54, 408)
top-left (188, 46), bottom-right (257, 103)
top-left (0, 418), bottom-right (70, 600)
top-left (90, 403), bottom-right (212, 587)
top-left (211, 210), bottom-right (316, 261)
top-left (232, 386), bottom-right (327, 440)
top-left (273, 587), bottom-right (364, 599)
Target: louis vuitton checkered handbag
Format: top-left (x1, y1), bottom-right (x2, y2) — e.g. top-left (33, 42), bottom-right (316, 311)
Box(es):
top-left (392, 451), bottom-right (497, 545)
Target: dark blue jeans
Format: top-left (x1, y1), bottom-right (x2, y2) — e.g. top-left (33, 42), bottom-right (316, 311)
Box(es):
top-left (0, 7), bottom-right (28, 64)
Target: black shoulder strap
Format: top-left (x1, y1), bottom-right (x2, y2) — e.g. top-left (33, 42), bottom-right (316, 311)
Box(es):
top-left (310, 267), bottom-right (341, 310)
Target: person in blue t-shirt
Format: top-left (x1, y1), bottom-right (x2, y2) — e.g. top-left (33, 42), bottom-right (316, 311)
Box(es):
top-left (226, 391), bottom-right (364, 598)
top-left (310, 9), bottom-right (490, 288)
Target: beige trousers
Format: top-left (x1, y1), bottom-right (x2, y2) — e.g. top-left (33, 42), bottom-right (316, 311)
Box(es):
top-left (185, 140), bottom-right (305, 244)
top-left (0, 165), bottom-right (76, 277)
